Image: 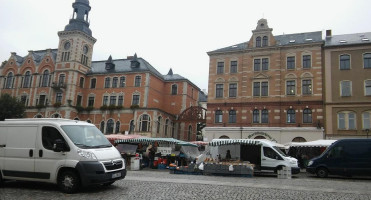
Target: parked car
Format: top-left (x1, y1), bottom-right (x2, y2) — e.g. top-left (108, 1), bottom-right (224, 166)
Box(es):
top-left (306, 139), bottom-right (371, 178)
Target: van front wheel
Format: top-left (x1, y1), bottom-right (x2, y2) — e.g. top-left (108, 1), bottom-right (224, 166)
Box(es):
top-left (316, 167), bottom-right (328, 178)
top-left (58, 170), bottom-right (81, 194)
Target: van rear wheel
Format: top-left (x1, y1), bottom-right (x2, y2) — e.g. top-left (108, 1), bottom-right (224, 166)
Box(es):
top-left (58, 170), bottom-right (81, 194)
top-left (316, 167), bottom-right (328, 178)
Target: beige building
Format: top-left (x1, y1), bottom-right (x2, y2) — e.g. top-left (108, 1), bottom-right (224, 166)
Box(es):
top-left (324, 30), bottom-right (371, 139)
top-left (204, 19), bottom-right (324, 144)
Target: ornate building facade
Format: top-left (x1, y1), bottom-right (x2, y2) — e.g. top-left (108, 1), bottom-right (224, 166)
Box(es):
top-left (204, 19), bottom-right (324, 144)
top-left (0, 0), bottom-right (205, 141)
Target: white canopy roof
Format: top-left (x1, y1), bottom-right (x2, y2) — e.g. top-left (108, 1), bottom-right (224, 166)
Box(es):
top-left (287, 140), bottom-right (337, 147)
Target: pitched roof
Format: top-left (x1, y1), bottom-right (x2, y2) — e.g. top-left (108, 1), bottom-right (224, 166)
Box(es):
top-left (208, 31), bottom-right (323, 54)
top-left (325, 32), bottom-right (371, 47)
top-left (8, 49), bottom-right (58, 67)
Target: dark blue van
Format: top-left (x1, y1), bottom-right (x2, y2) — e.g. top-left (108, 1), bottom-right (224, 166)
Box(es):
top-left (306, 139), bottom-right (371, 178)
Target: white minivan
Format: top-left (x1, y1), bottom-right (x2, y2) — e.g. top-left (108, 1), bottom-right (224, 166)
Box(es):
top-left (0, 118), bottom-right (126, 193)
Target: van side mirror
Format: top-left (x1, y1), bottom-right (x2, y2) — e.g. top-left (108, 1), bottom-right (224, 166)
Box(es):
top-left (53, 139), bottom-right (68, 152)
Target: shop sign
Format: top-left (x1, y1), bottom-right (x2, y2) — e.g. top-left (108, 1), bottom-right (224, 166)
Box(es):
top-left (247, 132), bottom-right (277, 142)
top-left (157, 147), bottom-right (172, 156)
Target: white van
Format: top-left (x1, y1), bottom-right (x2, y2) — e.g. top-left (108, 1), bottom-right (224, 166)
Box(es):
top-left (208, 139), bottom-right (300, 174)
top-left (0, 118), bottom-right (126, 193)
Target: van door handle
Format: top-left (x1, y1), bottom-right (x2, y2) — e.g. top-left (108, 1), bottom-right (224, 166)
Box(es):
top-left (39, 149), bottom-right (43, 157)
top-left (0, 144), bottom-right (5, 148)
top-left (29, 149), bottom-right (33, 157)
top-left (262, 158), bottom-right (266, 160)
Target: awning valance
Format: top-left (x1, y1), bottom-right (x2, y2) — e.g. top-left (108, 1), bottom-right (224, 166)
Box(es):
top-left (209, 139), bottom-right (262, 146)
top-left (115, 137), bottom-right (198, 147)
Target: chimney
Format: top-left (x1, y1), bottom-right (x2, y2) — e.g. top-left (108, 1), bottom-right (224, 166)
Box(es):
top-left (326, 30), bottom-right (332, 37)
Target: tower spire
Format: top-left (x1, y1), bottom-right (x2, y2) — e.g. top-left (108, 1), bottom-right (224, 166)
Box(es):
top-left (64, 0), bottom-right (92, 36)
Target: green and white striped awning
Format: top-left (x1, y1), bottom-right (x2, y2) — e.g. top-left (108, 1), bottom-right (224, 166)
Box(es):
top-left (115, 137), bottom-right (197, 147)
top-left (208, 139), bottom-right (262, 146)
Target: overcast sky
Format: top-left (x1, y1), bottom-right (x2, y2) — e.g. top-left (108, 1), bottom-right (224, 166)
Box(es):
top-left (1, 0), bottom-right (371, 92)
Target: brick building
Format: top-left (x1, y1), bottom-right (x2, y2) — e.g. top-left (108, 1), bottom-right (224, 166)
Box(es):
top-left (204, 19), bottom-right (324, 144)
top-left (0, 0), bottom-right (204, 140)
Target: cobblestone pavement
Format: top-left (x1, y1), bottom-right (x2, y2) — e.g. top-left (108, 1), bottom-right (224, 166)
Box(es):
top-left (1, 170), bottom-right (371, 200)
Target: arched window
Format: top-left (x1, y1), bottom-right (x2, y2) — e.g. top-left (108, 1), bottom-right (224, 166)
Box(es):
top-left (100, 121), bottom-right (105, 133)
top-left (165, 119), bottom-right (169, 136)
top-left (139, 114), bottom-right (151, 132)
top-left (115, 121), bottom-right (120, 133)
top-left (256, 36), bottom-right (261, 47)
top-left (254, 136), bottom-right (266, 139)
top-left (303, 108), bottom-right (312, 123)
top-left (340, 54), bottom-right (350, 70)
top-left (90, 78), bottom-right (96, 89)
top-left (188, 125), bottom-right (192, 141)
top-left (23, 71), bottom-right (31, 88)
top-left (112, 77), bottom-right (118, 88)
top-left (104, 77), bottom-right (111, 88)
top-left (262, 36), bottom-right (268, 47)
top-left (228, 110), bottom-right (236, 123)
top-left (261, 109), bottom-right (268, 123)
top-left (287, 109), bottom-right (296, 123)
top-left (6, 72), bottom-right (14, 89)
top-left (215, 110), bottom-right (223, 123)
top-left (363, 111), bottom-right (371, 129)
top-left (219, 135), bottom-right (230, 139)
top-left (292, 137), bottom-right (306, 142)
top-left (157, 116), bottom-right (162, 134)
top-left (107, 119), bottom-right (114, 134)
top-left (253, 109), bottom-right (260, 123)
top-left (41, 70), bottom-right (49, 87)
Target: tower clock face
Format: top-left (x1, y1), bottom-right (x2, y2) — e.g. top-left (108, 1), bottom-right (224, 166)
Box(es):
top-left (64, 41), bottom-right (71, 50)
top-left (83, 45), bottom-right (89, 54)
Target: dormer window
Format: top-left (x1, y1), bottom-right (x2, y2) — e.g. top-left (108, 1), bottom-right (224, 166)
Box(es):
top-left (256, 37), bottom-right (262, 47)
top-left (262, 36), bottom-right (268, 47)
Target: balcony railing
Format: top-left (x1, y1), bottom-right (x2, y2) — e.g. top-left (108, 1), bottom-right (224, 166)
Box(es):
top-left (51, 82), bottom-right (66, 90)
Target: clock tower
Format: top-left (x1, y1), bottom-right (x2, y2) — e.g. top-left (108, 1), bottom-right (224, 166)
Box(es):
top-left (55, 0), bottom-right (96, 110)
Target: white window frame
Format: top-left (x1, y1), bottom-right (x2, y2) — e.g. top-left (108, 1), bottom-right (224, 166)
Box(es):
top-left (337, 111), bottom-right (356, 130)
top-left (365, 80), bottom-right (371, 96)
top-left (362, 111), bottom-right (371, 129)
top-left (340, 80), bottom-right (352, 97)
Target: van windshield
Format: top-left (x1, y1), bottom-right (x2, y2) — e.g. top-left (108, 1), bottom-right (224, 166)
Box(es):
top-left (273, 146), bottom-right (287, 157)
top-left (61, 125), bottom-right (112, 149)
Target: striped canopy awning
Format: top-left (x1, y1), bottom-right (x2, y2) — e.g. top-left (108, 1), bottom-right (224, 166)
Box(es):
top-left (209, 139), bottom-right (262, 146)
top-left (115, 137), bottom-right (198, 147)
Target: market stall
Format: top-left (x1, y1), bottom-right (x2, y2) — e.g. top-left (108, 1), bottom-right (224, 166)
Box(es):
top-left (115, 137), bottom-right (199, 169)
top-left (105, 134), bottom-right (147, 170)
top-left (190, 139), bottom-right (259, 176)
top-left (286, 140), bottom-right (337, 168)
